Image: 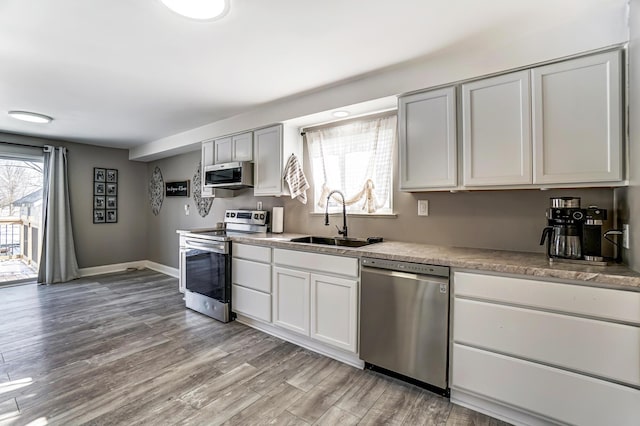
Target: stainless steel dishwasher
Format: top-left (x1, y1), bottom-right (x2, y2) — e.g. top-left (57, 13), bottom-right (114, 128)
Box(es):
top-left (360, 257), bottom-right (450, 393)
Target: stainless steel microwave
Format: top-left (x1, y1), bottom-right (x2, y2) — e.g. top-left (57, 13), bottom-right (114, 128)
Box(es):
top-left (203, 161), bottom-right (254, 190)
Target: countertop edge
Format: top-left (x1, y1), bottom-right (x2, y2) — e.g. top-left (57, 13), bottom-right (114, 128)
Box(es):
top-left (226, 234), bottom-right (640, 290)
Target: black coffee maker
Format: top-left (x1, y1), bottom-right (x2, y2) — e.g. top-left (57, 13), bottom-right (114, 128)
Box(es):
top-left (539, 197), bottom-right (607, 262)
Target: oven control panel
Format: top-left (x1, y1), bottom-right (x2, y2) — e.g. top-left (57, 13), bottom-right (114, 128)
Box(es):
top-left (224, 209), bottom-right (268, 226)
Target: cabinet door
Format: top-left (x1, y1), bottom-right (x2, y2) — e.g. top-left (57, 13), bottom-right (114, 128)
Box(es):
top-left (399, 87), bottom-right (457, 190)
top-left (232, 132), bottom-right (253, 162)
top-left (462, 71), bottom-right (532, 186)
top-left (254, 125), bottom-right (283, 196)
top-left (272, 266), bottom-right (309, 335)
top-left (310, 273), bottom-right (358, 353)
top-left (232, 258), bottom-right (271, 293)
top-left (452, 344), bottom-right (640, 426)
top-left (232, 284), bottom-right (271, 322)
top-left (214, 137), bottom-right (233, 164)
top-left (202, 140), bottom-right (215, 167)
top-left (532, 50), bottom-right (622, 184)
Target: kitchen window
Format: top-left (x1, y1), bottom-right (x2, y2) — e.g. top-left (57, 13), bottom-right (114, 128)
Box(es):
top-left (305, 112), bottom-right (396, 215)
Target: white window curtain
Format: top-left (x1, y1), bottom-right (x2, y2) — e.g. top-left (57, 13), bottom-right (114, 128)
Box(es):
top-left (306, 114), bottom-right (396, 214)
top-left (38, 146), bottom-right (80, 284)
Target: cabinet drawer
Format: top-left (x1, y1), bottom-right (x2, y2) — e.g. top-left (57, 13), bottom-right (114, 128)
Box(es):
top-left (233, 243), bottom-right (271, 263)
top-left (454, 272), bottom-right (640, 325)
top-left (454, 298), bottom-right (640, 387)
top-left (452, 344), bottom-right (640, 426)
top-left (232, 285), bottom-right (271, 322)
top-left (232, 258), bottom-right (271, 293)
top-left (273, 249), bottom-right (358, 277)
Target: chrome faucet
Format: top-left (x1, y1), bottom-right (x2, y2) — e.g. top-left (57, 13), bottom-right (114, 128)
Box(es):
top-left (324, 190), bottom-right (348, 238)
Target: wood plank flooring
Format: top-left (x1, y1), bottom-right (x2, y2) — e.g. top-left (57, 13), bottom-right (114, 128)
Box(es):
top-left (0, 269), bottom-right (511, 425)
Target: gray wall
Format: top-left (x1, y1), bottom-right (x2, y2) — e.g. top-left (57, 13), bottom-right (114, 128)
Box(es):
top-left (613, 0), bottom-right (640, 272)
top-left (0, 133), bottom-right (148, 268)
top-left (146, 150), bottom-right (285, 268)
top-left (146, 147), bottom-right (616, 270)
top-left (283, 142), bottom-right (615, 256)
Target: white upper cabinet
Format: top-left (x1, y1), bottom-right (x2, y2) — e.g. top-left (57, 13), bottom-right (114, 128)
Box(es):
top-left (462, 71), bottom-right (532, 186)
top-left (532, 50), bottom-right (622, 184)
top-left (231, 132), bottom-right (253, 162)
top-left (253, 124), bottom-right (302, 196)
top-left (399, 87), bottom-right (457, 190)
top-left (214, 136), bottom-right (232, 163)
top-left (202, 140), bottom-right (215, 168)
top-left (214, 132), bottom-right (253, 164)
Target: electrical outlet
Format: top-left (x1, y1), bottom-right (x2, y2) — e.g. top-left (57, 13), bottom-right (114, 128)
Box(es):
top-left (184, 204), bottom-right (190, 216)
top-left (418, 200), bottom-right (429, 216)
top-left (623, 224), bottom-right (630, 249)
top-left (257, 201), bottom-right (263, 210)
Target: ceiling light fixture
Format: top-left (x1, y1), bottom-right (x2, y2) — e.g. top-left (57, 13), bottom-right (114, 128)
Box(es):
top-left (332, 111), bottom-right (350, 118)
top-left (8, 110), bottom-right (53, 124)
top-left (160, 0), bottom-right (229, 20)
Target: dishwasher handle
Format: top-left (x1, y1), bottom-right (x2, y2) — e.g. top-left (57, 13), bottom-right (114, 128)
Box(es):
top-left (361, 257), bottom-right (449, 278)
top-left (361, 265), bottom-right (449, 285)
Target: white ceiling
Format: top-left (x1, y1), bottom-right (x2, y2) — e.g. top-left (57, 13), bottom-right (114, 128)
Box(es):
top-left (0, 0), bottom-right (620, 150)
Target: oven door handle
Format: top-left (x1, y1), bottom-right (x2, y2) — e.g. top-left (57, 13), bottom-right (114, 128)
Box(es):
top-left (184, 240), bottom-right (227, 253)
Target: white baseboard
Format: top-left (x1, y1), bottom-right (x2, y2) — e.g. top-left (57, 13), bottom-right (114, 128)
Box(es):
top-left (450, 389), bottom-right (554, 426)
top-left (236, 313), bottom-right (365, 369)
top-left (78, 260), bottom-right (178, 279)
top-left (145, 261), bottom-right (179, 278)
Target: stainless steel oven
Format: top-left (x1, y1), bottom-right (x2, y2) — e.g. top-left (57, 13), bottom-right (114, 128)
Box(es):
top-left (184, 236), bottom-right (231, 322)
top-left (181, 209), bottom-right (269, 323)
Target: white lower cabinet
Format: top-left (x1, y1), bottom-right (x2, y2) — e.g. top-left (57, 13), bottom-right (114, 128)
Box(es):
top-left (231, 243), bottom-right (272, 322)
top-left (272, 266), bottom-right (310, 335)
top-left (310, 273), bottom-right (358, 353)
top-left (453, 344), bottom-right (640, 426)
top-left (272, 249), bottom-right (359, 354)
top-left (451, 271), bottom-right (640, 426)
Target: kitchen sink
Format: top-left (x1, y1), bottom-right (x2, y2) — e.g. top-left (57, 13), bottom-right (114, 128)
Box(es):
top-left (289, 236), bottom-right (379, 248)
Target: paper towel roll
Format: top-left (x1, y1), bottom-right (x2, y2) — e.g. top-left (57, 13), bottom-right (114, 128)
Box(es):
top-left (272, 207), bottom-right (284, 233)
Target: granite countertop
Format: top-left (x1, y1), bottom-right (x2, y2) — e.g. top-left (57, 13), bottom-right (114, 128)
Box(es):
top-left (229, 233), bottom-right (640, 290)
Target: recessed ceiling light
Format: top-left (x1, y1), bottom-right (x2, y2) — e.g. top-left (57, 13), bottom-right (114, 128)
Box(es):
top-left (161, 0), bottom-right (229, 20)
top-left (332, 111), bottom-right (350, 118)
top-left (8, 111), bottom-right (53, 124)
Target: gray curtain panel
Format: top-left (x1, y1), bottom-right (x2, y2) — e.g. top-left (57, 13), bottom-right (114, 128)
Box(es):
top-left (38, 146), bottom-right (80, 284)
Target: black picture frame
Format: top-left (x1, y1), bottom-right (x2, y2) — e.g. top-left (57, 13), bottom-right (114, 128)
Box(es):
top-left (94, 196), bottom-right (106, 209)
top-left (94, 167), bottom-right (118, 224)
top-left (165, 180), bottom-right (190, 197)
top-left (106, 183), bottom-right (117, 196)
top-left (106, 210), bottom-right (117, 223)
top-left (94, 182), bottom-right (105, 195)
top-left (106, 169), bottom-right (118, 183)
top-left (93, 210), bottom-right (105, 223)
top-left (106, 196), bottom-right (117, 209)
top-left (94, 168), bottom-right (106, 182)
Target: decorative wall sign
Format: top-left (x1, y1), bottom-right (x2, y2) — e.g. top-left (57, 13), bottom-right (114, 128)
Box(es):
top-left (165, 180), bottom-right (190, 197)
top-left (94, 167), bottom-right (118, 224)
top-left (193, 162), bottom-right (213, 217)
top-left (149, 166), bottom-right (164, 216)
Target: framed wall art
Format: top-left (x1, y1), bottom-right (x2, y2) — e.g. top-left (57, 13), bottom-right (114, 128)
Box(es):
top-left (165, 180), bottom-right (190, 197)
top-left (94, 167), bottom-right (118, 224)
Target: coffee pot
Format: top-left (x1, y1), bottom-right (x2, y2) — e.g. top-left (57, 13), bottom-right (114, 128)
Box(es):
top-left (540, 197), bottom-right (585, 260)
top-left (539, 197), bottom-right (609, 262)
top-left (540, 224), bottom-right (582, 259)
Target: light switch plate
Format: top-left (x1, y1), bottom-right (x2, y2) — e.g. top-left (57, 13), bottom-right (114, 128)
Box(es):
top-left (623, 224), bottom-right (630, 249)
top-left (418, 200), bottom-right (429, 216)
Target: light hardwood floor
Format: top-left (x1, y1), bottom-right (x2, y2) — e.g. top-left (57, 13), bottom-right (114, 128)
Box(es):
top-left (0, 269), bottom-right (510, 425)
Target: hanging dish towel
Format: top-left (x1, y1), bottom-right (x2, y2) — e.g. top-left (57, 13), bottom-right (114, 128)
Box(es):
top-left (283, 154), bottom-right (310, 204)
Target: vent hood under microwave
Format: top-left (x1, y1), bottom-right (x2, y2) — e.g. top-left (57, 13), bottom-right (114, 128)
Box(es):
top-left (204, 161), bottom-right (253, 190)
